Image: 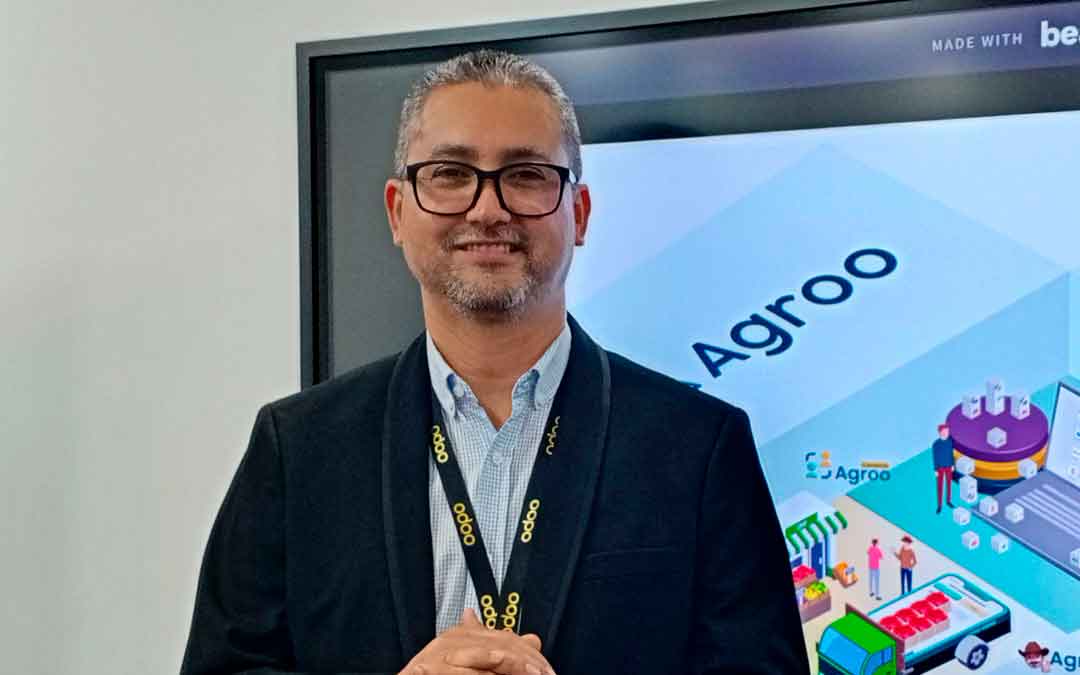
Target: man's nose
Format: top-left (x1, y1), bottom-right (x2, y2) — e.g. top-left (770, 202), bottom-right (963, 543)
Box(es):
top-left (465, 177), bottom-right (511, 223)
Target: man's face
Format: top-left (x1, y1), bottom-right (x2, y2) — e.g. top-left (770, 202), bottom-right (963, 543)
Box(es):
top-left (386, 82), bottom-right (590, 320)
top-left (940, 426), bottom-right (950, 440)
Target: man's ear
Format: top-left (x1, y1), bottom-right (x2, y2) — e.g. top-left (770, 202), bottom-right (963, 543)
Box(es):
top-left (572, 183), bottom-right (591, 246)
top-left (385, 178), bottom-right (405, 246)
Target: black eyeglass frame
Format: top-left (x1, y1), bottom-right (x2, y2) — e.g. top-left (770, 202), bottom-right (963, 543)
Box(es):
top-left (404, 160), bottom-right (577, 217)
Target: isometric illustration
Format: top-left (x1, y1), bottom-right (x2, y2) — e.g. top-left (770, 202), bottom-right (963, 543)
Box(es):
top-left (569, 109), bottom-right (1080, 672)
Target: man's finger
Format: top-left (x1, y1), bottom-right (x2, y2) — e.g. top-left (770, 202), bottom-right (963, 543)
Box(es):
top-left (444, 647), bottom-right (504, 669)
top-left (415, 664), bottom-right (498, 675)
top-left (519, 633), bottom-right (542, 651)
top-left (461, 607), bottom-right (482, 626)
top-left (444, 647), bottom-right (552, 675)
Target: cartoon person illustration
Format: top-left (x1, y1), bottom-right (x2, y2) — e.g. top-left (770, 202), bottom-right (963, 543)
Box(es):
top-left (1018, 641), bottom-right (1051, 672)
top-left (866, 538), bottom-right (883, 601)
top-left (820, 451), bottom-right (833, 469)
top-left (894, 535), bottom-right (917, 595)
top-left (933, 424), bottom-right (956, 513)
top-left (805, 452), bottom-right (819, 479)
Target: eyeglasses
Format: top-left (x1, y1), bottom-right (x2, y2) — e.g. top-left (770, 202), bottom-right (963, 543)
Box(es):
top-left (405, 161), bottom-right (575, 217)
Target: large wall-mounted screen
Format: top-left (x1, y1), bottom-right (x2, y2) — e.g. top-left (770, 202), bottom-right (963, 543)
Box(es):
top-left (300, 1), bottom-right (1080, 671)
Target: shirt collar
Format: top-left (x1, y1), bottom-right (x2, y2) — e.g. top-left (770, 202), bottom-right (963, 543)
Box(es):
top-left (426, 321), bottom-right (572, 418)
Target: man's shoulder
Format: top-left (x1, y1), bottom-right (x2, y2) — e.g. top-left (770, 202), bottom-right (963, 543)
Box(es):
top-left (604, 349), bottom-right (743, 425)
top-left (262, 352), bottom-right (400, 428)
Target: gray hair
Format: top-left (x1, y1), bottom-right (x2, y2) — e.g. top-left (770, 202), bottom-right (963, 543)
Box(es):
top-left (393, 49), bottom-right (582, 180)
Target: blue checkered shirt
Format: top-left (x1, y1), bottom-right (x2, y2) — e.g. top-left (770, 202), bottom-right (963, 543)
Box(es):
top-left (426, 324), bottom-right (572, 635)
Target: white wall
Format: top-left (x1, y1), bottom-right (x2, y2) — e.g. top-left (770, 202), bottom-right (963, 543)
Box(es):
top-left (0, 0), bottom-right (690, 672)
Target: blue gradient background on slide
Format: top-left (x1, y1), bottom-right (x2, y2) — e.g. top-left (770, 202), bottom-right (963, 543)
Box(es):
top-left (568, 111), bottom-right (1080, 506)
top-left (568, 112), bottom-right (1080, 651)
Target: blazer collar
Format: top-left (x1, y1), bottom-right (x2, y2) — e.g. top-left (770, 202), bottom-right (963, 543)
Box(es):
top-left (382, 331), bottom-right (437, 660)
top-left (381, 315), bottom-right (611, 658)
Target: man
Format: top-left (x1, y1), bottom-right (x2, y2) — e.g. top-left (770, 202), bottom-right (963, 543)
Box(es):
top-left (932, 423), bottom-right (955, 513)
top-left (866, 538), bottom-right (883, 601)
top-left (182, 50), bottom-right (807, 675)
top-left (894, 535), bottom-right (917, 595)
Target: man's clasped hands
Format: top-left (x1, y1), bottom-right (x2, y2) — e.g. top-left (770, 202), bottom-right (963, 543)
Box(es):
top-left (400, 608), bottom-right (557, 675)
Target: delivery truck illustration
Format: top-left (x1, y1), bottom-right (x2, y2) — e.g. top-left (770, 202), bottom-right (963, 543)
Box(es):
top-left (816, 574), bottom-right (1010, 674)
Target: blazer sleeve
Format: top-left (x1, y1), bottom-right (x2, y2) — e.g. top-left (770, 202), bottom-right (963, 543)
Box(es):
top-left (689, 408), bottom-right (810, 675)
top-left (180, 406), bottom-right (394, 675)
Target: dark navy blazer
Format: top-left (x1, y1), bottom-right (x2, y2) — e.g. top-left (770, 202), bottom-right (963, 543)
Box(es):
top-left (181, 318), bottom-right (809, 674)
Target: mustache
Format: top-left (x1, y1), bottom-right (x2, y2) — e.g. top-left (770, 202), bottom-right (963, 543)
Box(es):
top-left (443, 227), bottom-right (529, 250)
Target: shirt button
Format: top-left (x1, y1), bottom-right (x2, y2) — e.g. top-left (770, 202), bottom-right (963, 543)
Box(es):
top-left (490, 452), bottom-right (504, 466)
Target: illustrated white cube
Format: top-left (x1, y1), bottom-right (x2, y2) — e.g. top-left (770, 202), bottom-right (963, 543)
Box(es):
top-left (1071, 548), bottom-right (1080, 569)
top-left (953, 506), bottom-right (971, 525)
top-left (1005, 503), bottom-right (1024, 523)
top-left (960, 475), bottom-right (979, 504)
top-left (979, 496), bottom-right (999, 517)
top-left (955, 455), bottom-right (976, 476)
top-left (986, 378), bottom-right (1006, 414)
top-left (1019, 458), bottom-right (1038, 479)
top-left (962, 530), bottom-right (980, 550)
top-left (991, 533), bottom-right (1009, 554)
top-left (987, 427), bottom-right (1007, 449)
top-left (1010, 391), bottom-right (1030, 419)
top-left (962, 393), bottom-right (982, 419)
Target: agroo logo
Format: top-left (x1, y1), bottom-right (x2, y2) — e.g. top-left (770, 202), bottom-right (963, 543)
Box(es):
top-left (805, 451), bottom-right (892, 486)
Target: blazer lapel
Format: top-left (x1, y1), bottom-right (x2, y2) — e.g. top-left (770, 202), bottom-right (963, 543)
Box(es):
top-left (519, 315), bottom-right (611, 653)
top-left (382, 334), bottom-right (436, 660)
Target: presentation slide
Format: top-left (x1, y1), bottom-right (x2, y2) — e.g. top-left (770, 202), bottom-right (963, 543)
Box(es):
top-left (568, 110), bottom-right (1080, 674)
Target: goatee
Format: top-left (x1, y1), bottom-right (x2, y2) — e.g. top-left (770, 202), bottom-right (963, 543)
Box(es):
top-left (442, 263), bottom-right (538, 321)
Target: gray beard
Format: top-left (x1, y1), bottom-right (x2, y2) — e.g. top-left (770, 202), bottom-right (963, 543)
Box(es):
top-left (441, 264), bottom-right (538, 321)
top-left (418, 224), bottom-right (573, 321)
